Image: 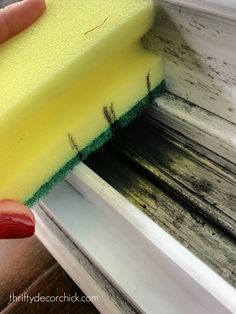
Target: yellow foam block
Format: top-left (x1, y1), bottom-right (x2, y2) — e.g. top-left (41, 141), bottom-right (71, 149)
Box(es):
top-left (0, 0), bottom-right (163, 205)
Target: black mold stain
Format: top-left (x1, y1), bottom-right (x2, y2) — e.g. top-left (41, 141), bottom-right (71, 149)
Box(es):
top-left (158, 36), bottom-right (172, 45)
top-left (103, 103), bottom-right (121, 135)
top-left (191, 212), bottom-right (206, 226)
top-left (110, 103), bottom-right (116, 123)
top-left (185, 79), bottom-right (194, 85)
top-left (146, 71), bottom-right (157, 106)
top-left (208, 74), bottom-right (214, 79)
top-left (191, 179), bottom-right (213, 194)
top-left (103, 104), bottom-right (116, 125)
top-left (68, 133), bottom-right (80, 154)
top-left (226, 193), bottom-right (236, 203)
top-left (173, 215), bottom-right (185, 229)
top-left (188, 22), bottom-right (201, 31)
top-left (193, 21), bottom-right (205, 29)
top-left (146, 71), bottom-right (152, 95)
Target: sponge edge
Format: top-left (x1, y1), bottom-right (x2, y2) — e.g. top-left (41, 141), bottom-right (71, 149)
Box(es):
top-left (0, 0), bottom-right (164, 204)
top-left (26, 81), bottom-right (165, 207)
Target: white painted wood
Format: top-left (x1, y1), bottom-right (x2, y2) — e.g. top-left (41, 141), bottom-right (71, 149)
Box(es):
top-left (36, 163), bottom-right (236, 314)
top-left (146, 93), bottom-right (236, 166)
top-left (144, 0), bottom-right (236, 124)
top-left (161, 0), bottom-right (236, 19)
top-left (33, 203), bottom-right (136, 314)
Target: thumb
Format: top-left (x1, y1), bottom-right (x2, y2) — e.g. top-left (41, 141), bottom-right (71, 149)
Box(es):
top-left (0, 0), bottom-right (46, 44)
top-left (0, 200), bottom-right (35, 239)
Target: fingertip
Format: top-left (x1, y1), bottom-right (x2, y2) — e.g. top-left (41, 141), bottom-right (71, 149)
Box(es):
top-left (0, 200), bottom-right (35, 239)
top-left (17, 0), bottom-right (47, 26)
top-left (0, 0), bottom-right (47, 44)
top-left (26, 0), bottom-right (47, 16)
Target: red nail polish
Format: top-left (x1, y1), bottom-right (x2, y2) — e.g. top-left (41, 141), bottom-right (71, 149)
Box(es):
top-left (0, 213), bottom-right (35, 239)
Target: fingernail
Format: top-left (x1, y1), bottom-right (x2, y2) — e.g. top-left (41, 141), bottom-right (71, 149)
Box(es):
top-left (0, 213), bottom-right (35, 239)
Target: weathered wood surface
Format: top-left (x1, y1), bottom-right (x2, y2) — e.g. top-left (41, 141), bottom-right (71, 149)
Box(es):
top-left (147, 92), bottom-right (236, 172)
top-left (86, 118), bottom-right (236, 288)
top-left (144, 0), bottom-right (236, 124)
top-left (109, 118), bottom-right (236, 237)
top-left (159, 0), bottom-right (236, 19)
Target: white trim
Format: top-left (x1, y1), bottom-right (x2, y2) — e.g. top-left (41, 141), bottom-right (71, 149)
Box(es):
top-left (159, 0), bottom-right (236, 20)
top-left (145, 0), bottom-right (236, 124)
top-left (34, 203), bottom-right (136, 314)
top-left (36, 163), bottom-right (236, 314)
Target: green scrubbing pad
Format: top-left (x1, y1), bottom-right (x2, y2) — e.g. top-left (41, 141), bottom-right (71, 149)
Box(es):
top-left (0, 0), bottom-right (164, 205)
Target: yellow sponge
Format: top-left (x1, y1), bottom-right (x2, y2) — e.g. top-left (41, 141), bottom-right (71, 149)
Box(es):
top-left (0, 0), bottom-right (163, 205)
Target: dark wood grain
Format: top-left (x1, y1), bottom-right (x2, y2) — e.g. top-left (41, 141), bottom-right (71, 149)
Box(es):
top-left (0, 236), bottom-right (99, 313)
top-left (2, 264), bottom-right (99, 314)
top-left (0, 236), bottom-right (56, 311)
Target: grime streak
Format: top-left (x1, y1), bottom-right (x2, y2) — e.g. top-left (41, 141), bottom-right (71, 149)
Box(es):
top-left (84, 17), bottom-right (108, 35)
top-left (103, 104), bottom-right (116, 125)
top-left (68, 133), bottom-right (80, 153)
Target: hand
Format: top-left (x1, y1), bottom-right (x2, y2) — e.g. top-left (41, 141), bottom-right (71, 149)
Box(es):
top-left (0, 0), bottom-right (46, 44)
top-left (0, 0), bottom-right (46, 239)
